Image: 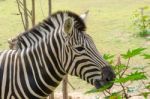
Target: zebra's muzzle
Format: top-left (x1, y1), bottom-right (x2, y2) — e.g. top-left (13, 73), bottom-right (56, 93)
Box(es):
top-left (94, 66), bottom-right (116, 89)
top-left (94, 79), bottom-right (113, 89)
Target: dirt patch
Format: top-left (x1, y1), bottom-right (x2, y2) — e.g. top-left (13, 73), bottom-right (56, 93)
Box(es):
top-left (47, 92), bottom-right (98, 99)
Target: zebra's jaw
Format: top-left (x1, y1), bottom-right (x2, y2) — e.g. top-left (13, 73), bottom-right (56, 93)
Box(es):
top-left (94, 79), bottom-right (113, 89)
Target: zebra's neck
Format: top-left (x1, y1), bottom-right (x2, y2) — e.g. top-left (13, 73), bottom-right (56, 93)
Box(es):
top-left (18, 37), bottom-right (66, 97)
top-left (15, 13), bottom-right (67, 97)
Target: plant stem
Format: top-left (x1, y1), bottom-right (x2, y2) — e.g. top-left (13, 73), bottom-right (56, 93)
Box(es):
top-left (120, 58), bottom-right (130, 77)
top-left (120, 83), bottom-right (128, 99)
top-left (103, 91), bottom-right (107, 97)
top-left (105, 90), bottom-right (111, 95)
top-left (117, 57), bottom-right (130, 98)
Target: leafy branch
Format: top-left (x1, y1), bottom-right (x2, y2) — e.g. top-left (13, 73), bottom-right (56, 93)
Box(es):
top-left (85, 48), bottom-right (150, 98)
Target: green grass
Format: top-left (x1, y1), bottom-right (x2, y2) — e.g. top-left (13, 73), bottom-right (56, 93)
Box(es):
top-left (0, 0), bottom-right (150, 93)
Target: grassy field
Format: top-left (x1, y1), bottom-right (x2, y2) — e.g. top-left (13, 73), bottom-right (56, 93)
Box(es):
top-left (0, 0), bottom-right (150, 94)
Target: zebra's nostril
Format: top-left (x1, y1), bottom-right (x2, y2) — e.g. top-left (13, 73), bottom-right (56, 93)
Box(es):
top-left (102, 66), bottom-right (116, 82)
top-left (104, 75), bottom-right (115, 82)
top-left (106, 78), bottom-right (110, 82)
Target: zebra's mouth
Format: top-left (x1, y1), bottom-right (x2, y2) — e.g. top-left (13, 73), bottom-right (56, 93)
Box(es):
top-left (94, 79), bottom-right (114, 89)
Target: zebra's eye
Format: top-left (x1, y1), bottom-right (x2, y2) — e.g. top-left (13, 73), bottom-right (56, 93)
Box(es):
top-left (75, 46), bottom-right (85, 51)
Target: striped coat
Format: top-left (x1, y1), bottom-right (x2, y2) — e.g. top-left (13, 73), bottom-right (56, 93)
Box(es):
top-left (0, 11), bottom-right (115, 99)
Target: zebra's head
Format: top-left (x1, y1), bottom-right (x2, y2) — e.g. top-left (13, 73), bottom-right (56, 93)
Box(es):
top-left (62, 11), bottom-right (115, 89)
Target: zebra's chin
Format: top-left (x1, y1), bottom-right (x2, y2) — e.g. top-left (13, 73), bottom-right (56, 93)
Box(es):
top-left (94, 79), bottom-right (114, 89)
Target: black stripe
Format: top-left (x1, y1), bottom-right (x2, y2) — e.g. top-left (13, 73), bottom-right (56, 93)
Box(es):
top-left (44, 18), bottom-right (55, 29)
top-left (27, 48), bottom-right (50, 96)
top-left (4, 52), bottom-right (11, 98)
top-left (32, 46), bottom-right (52, 94)
top-left (39, 42), bottom-right (61, 87)
top-left (32, 29), bottom-right (42, 37)
top-left (78, 64), bottom-right (95, 77)
top-left (14, 53), bottom-right (24, 98)
top-left (19, 51), bottom-right (39, 98)
top-left (0, 52), bottom-right (7, 98)
top-left (47, 41), bottom-right (66, 76)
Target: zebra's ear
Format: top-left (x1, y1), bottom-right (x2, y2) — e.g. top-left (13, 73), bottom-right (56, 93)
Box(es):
top-left (64, 17), bottom-right (74, 35)
top-left (80, 10), bottom-right (89, 22)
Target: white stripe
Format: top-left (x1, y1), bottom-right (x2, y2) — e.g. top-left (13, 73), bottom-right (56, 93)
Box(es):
top-left (6, 51), bottom-right (14, 99)
top-left (13, 51), bottom-right (22, 98)
top-left (37, 42), bottom-right (58, 90)
top-left (20, 49), bottom-right (45, 98)
top-left (43, 41), bottom-right (61, 83)
top-left (0, 50), bottom-right (8, 68)
top-left (1, 50), bottom-right (11, 99)
top-left (27, 46), bottom-right (49, 95)
top-left (17, 52), bottom-right (29, 99)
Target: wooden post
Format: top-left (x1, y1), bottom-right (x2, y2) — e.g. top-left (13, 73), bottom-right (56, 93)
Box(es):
top-left (63, 75), bottom-right (68, 99)
top-left (31, 0), bottom-right (35, 26)
top-left (48, 0), bottom-right (51, 16)
top-left (23, 0), bottom-right (29, 30)
top-left (49, 92), bottom-right (54, 99)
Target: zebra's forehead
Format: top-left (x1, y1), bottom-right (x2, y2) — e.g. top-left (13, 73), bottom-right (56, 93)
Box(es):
top-left (77, 33), bottom-right (95, 46)
top-left (84, 33), bottom-right (94, 42)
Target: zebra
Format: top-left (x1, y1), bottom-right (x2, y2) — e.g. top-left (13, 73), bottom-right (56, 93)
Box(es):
top-left (0, 11), bottom-right (115, 99)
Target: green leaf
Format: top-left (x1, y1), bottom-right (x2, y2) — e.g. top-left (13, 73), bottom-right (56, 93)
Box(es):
top-left (85, 83), bottom-right (113, 94)
top-left (116, 64), bottom-right (127, 71)
top-left (103, 54), bottom-right (114, 60)
top-left (115, 64), bottom-right (127, 76)
top-left (143, 15), bottom-right (149, 20)
top-left (145, 83), bottom-right (150, 89)
top-left (139, 92), bottom-right (150, 99)
top-left (105, 92), bottom-right (122, 99)
top-left (121, 48), bottom-right (146, 59)
top-left (115, 71), bottom-right (147, 83)
top-left (143, 54), bottom-right (150, 59)
top-left (142, 6), bottom-right (149, 10)
top-left (103, 54), bottom-right (115, 64)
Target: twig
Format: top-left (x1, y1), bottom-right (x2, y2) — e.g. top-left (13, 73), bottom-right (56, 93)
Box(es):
top-left (120, 83), bottom-right (129, 99)
top-left (18, 0), bottom-right (32, 17)
top-left (103, 91), bottom-right (107, 97)
top-left (16, 0), bottom-right (26, 30)
top-left (67, 81), bottom-right (75, 90)
top-left (116, 56), bottom-right (129, 99)
top-left (105, 90), bottom-right (111, 95)
top-left (120, 58), bottom-right (130, 77)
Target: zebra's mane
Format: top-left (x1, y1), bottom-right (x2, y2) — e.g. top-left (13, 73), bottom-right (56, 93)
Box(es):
top-left (16, 11), bottom-right (86, 49)
top-left (52, 11), bottom-right (86, 31)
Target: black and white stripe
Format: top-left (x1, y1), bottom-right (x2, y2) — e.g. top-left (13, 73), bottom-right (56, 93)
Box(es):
top-left (0, 11), bottom-right (115, 99)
